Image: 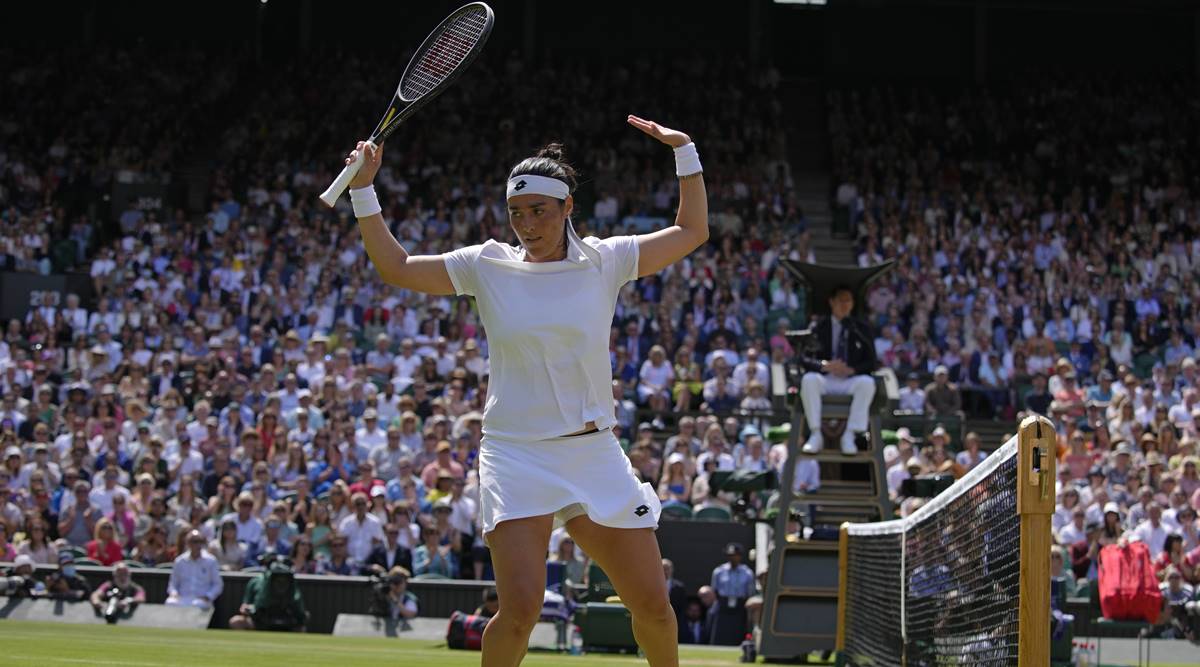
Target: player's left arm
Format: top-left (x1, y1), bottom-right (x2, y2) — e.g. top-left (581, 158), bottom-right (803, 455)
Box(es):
top-left (626, 116), bottom-right (709, 277)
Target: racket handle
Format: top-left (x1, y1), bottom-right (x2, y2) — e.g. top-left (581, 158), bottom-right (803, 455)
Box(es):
top-left (318, 141), bottom-right (376, 208)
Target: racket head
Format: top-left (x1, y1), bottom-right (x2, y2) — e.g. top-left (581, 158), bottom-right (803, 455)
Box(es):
top-left (398, 2), bottom-right (494, 104)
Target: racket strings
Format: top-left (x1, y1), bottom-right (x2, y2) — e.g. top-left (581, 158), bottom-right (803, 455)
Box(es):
top-left (401, 8), bottom-right (489, 101)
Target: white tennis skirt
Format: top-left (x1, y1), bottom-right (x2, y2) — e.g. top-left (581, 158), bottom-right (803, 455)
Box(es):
top-left (478, 428), bottom-right (661, 539)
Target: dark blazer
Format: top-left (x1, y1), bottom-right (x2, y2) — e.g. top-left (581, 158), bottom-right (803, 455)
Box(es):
top-left (667, 577), bottom-right (688, 626)
top-left (798, 316), bottom-right (878, 376)
top-left (363, 543), bottom-right (413, 575)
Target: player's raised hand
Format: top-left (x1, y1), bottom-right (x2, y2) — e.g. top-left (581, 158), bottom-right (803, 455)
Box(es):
top-left (627, 115), bottom-right (691, 148)
top-left (347, 141), bottom-right (384, 190)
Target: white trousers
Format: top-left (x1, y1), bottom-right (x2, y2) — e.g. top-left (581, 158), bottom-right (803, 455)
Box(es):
top-left (800, 372), bottom-right (876, 433)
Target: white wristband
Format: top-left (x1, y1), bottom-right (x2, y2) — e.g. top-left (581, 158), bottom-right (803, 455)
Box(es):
top-left (674, 142), bottom-right (702, 177)
top-left (350, 184), bottom-right (382, 218)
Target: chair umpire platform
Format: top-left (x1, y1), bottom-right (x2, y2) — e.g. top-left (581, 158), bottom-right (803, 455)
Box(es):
top-left (758, 260), bottom-right (896, 661)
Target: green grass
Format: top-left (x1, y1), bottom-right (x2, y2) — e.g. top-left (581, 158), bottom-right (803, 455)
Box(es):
top-left (0, 620), bottom-right (742, 666)
top-left (4, 621), bottom-right (1191, 667)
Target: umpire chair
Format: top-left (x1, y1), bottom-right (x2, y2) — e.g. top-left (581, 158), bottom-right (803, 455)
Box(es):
top-left (758, 260), bottom-right (895, 661)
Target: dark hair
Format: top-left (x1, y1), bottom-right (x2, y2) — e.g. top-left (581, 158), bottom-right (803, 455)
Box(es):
top-left (829, 284), bottom-right (854, 301)
top-left (508, 143), bottom-right (577, 196)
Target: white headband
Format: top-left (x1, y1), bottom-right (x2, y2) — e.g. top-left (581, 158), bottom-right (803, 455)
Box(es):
top-left (506, 174), bottom-right (569, 200)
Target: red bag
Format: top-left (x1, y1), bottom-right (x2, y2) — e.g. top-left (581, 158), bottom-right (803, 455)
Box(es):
top-left (446, 611), bottom-right (489, 650)
top-left (1097, 541), bottom-right (1161, 623)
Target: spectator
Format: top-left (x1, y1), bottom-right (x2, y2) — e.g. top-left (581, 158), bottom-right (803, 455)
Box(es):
top-left (130, 522), bottom-right (172, 567)
top-left (364, 522), bottom-right (414, 576)
top-left (221, 492), bottom-right (264, 548)
top-left (1133, 503), bottom-right (1178, 559)
top-left (1050, 547), bottom-right (1078, 598)
top-left (209, 519), bottom-right (249, 571)
top-left (419, 440), bottom-right (465, 488)
top-left (86, 517), bottom-right (125, 566)
top-left (317, 533), bottom-right (357, 576)
top-left (898, 372), bottom-right (926, 413)
top-left (663, 558), bottom-right (688, 631)
top-left (0, 522), bottom-right (15, 561)
top-left (924, 366), bottom-right (962, 418)
top-left (339, 491), bottom-right (385, 563)
top-left (955, 432), bottom-right (987, 472)
top-left (413, 524), bottom-right (457, 578)
top-left (15, 516), bottom-right (57, 564)
top-left (680, 598), bottom-right (711, 645)
top-left (658, 452), bottom-right (693, 507)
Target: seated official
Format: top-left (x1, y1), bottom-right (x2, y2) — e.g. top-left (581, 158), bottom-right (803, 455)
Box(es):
top-left (166, 530), bottom-right (224, 609)
top-left (797, 285), bottom-right (878, 455)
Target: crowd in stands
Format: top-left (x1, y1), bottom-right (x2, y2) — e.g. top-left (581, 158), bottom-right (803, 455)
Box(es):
top-left (831, 77), bottom-right (1200, 628)
top-left (0, 45), bottom-right (808, 617)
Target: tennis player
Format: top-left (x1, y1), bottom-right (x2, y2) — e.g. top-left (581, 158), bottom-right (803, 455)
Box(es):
top-left (343, 115), bottom-right (706, 666)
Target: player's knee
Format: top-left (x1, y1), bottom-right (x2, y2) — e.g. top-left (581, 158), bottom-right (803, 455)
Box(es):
top-left (801, 372), bottom-right (822, 389)
top-left (853, 376), bottom-right (876, 393)
top-left (498, 592), bottom-right (543, 631)
top-left (623, 587), bottom-right (674, 626)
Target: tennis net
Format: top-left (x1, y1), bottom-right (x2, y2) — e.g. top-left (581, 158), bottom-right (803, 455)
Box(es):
top-left (837, 416), bottom-right (1054, 666)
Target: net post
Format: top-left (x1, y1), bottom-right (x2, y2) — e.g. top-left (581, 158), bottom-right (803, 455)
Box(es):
top-left (1016, 415), bottom-right (1054, 667)
top-left (835, 522), bottom-right (848, 652)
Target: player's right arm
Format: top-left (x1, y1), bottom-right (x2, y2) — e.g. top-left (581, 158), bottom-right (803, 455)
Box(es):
top-left (347, 141), bottom-right (455, 296)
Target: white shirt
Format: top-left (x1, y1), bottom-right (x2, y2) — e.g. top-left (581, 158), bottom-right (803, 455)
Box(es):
top-left (356, 425), bottom-right (388, 452)
top-left (392, 353), bottom-right (423, 380)
top-left (221, 512), bottom-right (264, 547)
top-left (339, 512), bottom-right (386, 562)
top-left (89, 484), bottom-right (131, 514)
top-left (1058, 522), bottom-right (1087, 546)
top-left (169, 550), bottom-right (224, 600)
top-left (1131, 520), bottom-right (1176, 559)
top-left (443, 235), bottom-right (638, 440)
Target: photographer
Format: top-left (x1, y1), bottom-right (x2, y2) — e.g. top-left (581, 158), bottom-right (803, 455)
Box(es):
top-left (45, 550), bottom-right (91, 601)
top-left (3, 554), bottom-right (45, 598)
top-left (377, 566), bottom-right (418, 622)
top-left (228, 552), bottom-right (309, 632)
top-left (89, 562), bottom-right (146, 624)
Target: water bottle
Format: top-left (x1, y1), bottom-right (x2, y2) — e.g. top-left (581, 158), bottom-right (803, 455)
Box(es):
top-left (570, 624), bottom-right (583, 656)
top-left (739, 633), bottom-right (756, 663)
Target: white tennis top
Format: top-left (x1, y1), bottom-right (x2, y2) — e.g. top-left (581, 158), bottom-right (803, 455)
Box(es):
top-left (444, 233), bottom-right (639, 441)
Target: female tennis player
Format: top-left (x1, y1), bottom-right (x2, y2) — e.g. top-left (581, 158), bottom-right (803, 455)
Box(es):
top-left (343, 115), bottom-right (707, 667)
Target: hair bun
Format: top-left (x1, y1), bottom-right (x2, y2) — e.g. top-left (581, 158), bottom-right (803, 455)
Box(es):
top-left (535, 143), bottom-right (567, 162)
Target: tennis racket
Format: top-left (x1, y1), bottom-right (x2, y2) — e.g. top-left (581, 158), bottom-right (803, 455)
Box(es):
top-left (319, 2), bottom-right (494, 207)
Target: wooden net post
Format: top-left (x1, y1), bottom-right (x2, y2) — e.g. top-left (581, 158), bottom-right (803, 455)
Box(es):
top-left (835, 523), bottom-right (848, 652)
top-left (1016, 415), bottom-right (1055, 666)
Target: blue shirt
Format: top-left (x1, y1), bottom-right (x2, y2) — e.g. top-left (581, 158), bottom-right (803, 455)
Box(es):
top-left (711, 562), bottom-right (755, 599)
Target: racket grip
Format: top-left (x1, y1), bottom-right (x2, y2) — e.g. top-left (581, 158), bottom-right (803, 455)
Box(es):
top-left (319, 141), bottom-right (377, 208)
top-left (319, 160), bottom-right (362, 208)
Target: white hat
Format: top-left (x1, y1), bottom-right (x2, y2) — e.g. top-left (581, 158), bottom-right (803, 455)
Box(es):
top-left (667, 452), bottom-right (686, 465)
top-left (13, 554), bottom-right (34, 569)
top-left (896, 427), bottom-right (914, 442)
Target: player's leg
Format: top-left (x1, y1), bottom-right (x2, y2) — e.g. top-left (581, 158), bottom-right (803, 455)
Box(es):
top-left (566, 516), bottom-right (678, 667)
top-left (481, 514), bottom-right (555, 667)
